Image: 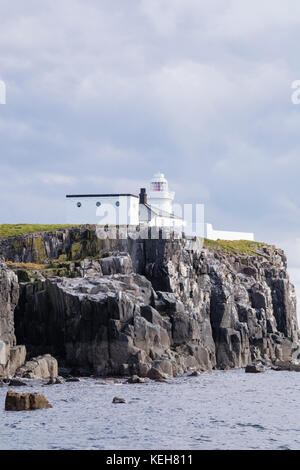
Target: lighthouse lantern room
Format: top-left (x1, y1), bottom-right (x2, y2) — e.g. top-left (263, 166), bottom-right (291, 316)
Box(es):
top-left (148, 172), bottom-right (175, 214)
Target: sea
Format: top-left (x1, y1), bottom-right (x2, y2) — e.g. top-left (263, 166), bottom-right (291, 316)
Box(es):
top-left (0, 368), bottom-right (299, 450)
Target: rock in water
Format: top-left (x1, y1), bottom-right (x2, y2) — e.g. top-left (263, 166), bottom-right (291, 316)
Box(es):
top-left (272, 361), bottom-right (300, 372)
top-left (5, 390), bottom-right (52, 411)
top-left (46, 377), bottom-right (56, 385)
top-left (8, 379), bottom-right (27, 386)
top-left (112, 396), bottom-right (127, 404)
top-left (147, 367), bottom-right (169, 382)
top-left (46, 376), bottom-right (65, 385)
top-left (245, 364), bottom-right (265, 373)
top-left (188, 371), bottom-right (201, 377)
top-left (127, 375), bottom-right (149, 384)
top-left (55, 377), bottom-right (65, 384)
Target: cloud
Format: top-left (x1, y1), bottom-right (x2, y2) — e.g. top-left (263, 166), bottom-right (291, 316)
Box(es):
top-left (38, 173), bottom-right (77, 185)
top-left (0, 1), bottom-right (300, 318)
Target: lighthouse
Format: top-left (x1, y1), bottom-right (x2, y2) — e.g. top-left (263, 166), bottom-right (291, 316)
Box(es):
top-left (147, 172), bottom-right (175, 214)
top-left (65, 171), bottom-right (254, 241)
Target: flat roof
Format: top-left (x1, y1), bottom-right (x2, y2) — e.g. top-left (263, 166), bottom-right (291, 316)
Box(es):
top-left (66, 194), bottom-right (138, 198)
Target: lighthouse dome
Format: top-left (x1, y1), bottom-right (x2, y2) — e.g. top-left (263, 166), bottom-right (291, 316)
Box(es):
top-left (150, 172), bottom-right (168, 192)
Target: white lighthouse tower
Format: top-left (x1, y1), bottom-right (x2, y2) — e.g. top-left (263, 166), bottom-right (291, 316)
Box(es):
top-left (147, 172), bottom-right (175, 214)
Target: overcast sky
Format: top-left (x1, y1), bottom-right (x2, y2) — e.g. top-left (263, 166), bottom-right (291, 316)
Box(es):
top-left (1, 0), bottom-right (300, 316)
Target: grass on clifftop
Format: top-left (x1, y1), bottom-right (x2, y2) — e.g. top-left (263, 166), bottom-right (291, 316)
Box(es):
top-left (203, 238), bottom-right (270, 255)
top-left (0, 225), bottom-right (270, 257)
top-left (0, 224), bottom-right (77, 239)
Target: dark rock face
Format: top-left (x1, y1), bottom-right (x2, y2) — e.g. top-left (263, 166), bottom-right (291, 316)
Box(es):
top-left (1, 228), bottom-right (299, 376)
top-left (0, 262), bottom-right (27, 378)
top-left (0, 261), bottom-right (18, 346)
top-left (14, 272), bottom-right (212, 376)
top-left (0, 262), bottom-right (58, 379)
top-left (140, 237), bottom-right (299, 369)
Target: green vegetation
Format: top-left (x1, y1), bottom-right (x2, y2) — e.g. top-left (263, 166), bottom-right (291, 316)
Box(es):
top-left (7, 259), bottom-right (79, 281)
top-left (71, 242), bottom-right (82, 260)
top-left (203, 238), bottom-right (271, 255)
top-left (6, 252), bottom-right (112, 282)
top-left (0, 224), bottom-right (77, 239)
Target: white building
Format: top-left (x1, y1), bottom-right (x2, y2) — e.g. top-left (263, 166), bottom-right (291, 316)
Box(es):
top-left (66, 173), bottom-right (184, 228)
top-left (66, 193), bottom-right (140, 226)
top-left (206, 223), bottom-right (254, 242)
top-left (66, 172), bottom-right (254, 241)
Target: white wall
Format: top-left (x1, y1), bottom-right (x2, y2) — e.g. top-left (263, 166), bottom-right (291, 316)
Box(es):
top-left (206, 223), bottom-right (254, 241)
top-left (66, 195), bottom-right (139, 225)
top-left (147, 193), bottom-right (174, 213)
top-left (148, 215), bottom-right (185, 228)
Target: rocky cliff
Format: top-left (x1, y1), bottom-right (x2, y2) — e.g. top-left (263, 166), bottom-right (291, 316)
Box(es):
top-left (0, 227), bottom-right (299, 377)
top-left (0, 261), bottom-right (26, 377)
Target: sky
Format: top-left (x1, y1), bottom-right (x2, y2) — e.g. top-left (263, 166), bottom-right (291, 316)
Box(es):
top-left (1, 0), bottom-right (300, 318)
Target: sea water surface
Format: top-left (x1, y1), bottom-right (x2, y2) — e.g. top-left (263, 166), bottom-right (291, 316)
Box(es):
top-left (0, 369), bottom-right (299, 450)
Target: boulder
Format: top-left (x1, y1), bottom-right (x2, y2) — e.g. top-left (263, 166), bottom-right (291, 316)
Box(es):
top-left (112, 396), bottom-right (127, 404)
top-left (245, 364), bottom-right (265, 374)
top-left (5, 390), bottom-right (52, 411)
top-left (272, 361), bottom-right (300, 372)
top-left (46, 376), bottom-right (65, 385)
top-left (188, 371), bottom-right (201, 377)
top-left (55, 376), bottom-right (65, 384)
top-left (16, 354), bottom-right (58, 379)
top-left (151, 359), bottom-right (173, 377)
top-left (8, 379), bottom-right (27, 387)
top-left (147, 367), bottom-right (168, 381)
top-left (95, 379), bottom-right (122, 385)
top-left (127, 375), bottom-right (149, 384)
